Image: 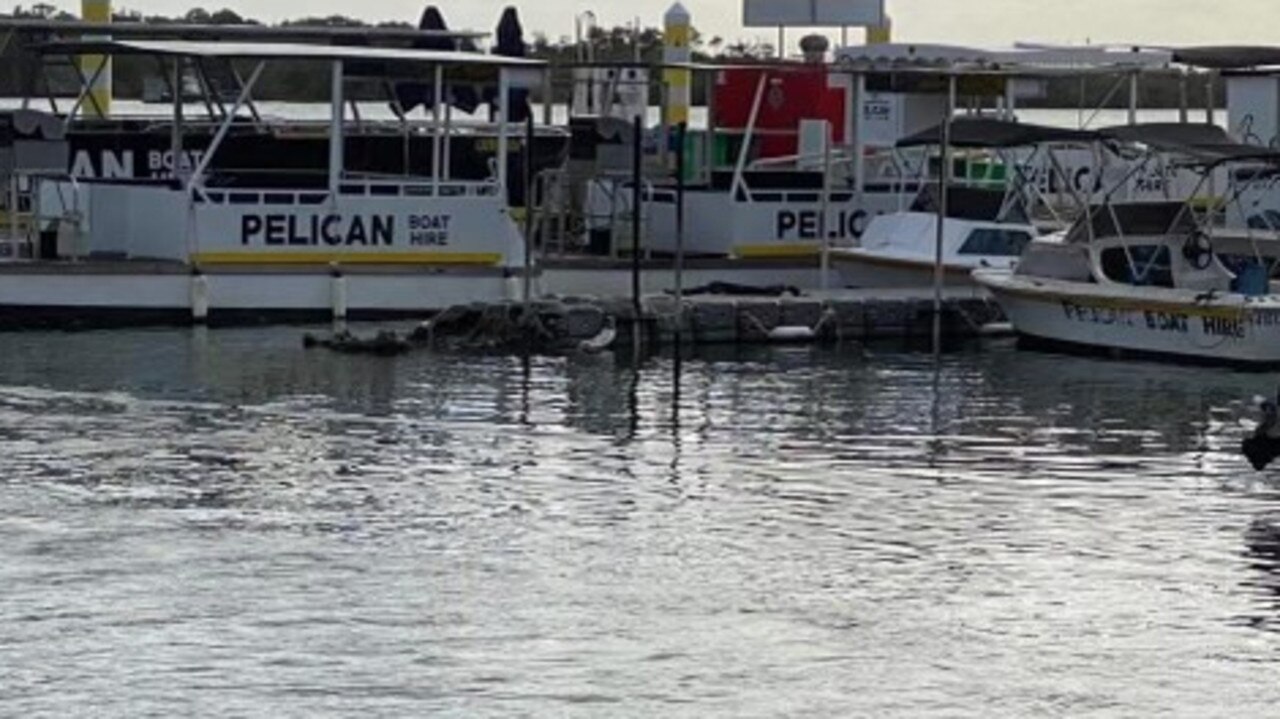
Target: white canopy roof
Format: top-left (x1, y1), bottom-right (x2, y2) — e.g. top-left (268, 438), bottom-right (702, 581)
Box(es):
top-left (835, 42), bottom-right (1174, 73)
top-left (43, 39), bottom-right (545, 67)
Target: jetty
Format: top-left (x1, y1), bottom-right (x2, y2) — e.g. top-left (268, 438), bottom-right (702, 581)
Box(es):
top-left (306, 287), bottom-right (1005, 355)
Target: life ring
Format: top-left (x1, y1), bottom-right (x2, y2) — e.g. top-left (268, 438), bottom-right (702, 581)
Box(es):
top-left (1182, 232), bottom-right (1214, 271)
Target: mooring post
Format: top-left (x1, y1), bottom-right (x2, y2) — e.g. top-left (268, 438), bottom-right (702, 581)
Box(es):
top-left (932, 73), bottom-right (956, 355)
top-left (632, 114), bottom-right (643, 324)
top-left (675, 121), bottom-right (687, 339)
top-left (523, 113), bottom-right (535, 306)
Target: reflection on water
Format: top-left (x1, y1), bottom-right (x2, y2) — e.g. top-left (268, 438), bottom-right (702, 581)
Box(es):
top-left (1, 327), bottom-right (1279, 716)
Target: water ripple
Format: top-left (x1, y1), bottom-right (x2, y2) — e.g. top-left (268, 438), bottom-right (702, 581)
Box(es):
top-left (0, 328), bottom-right (1278, 716)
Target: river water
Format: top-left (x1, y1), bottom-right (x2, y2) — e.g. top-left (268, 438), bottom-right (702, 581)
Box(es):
top-left (1, 327), bottom-right (1279, 716)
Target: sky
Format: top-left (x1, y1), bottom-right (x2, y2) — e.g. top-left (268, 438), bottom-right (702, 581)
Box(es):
top-left (38, 0), bottom-right (1280, 50)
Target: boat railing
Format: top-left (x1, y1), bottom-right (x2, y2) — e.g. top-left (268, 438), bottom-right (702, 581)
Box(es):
top-left (190, 178), bottom-right (500, 205)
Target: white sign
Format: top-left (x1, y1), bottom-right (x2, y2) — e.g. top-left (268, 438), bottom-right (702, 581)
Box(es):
top-left (744, 0), bottom-right (886, 27)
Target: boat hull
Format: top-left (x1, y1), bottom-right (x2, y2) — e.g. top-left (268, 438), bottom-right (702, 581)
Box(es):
top-left (975, 270), bottom-right (1280, 366)
top-left (0, 263), bottom-right (521, 329)
top-left (830, 249), bottom-right (991, 290)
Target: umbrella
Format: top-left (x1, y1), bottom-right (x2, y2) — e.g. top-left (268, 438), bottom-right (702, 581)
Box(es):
top-left (394, 5), bottom-right (480, 115)
top-left (485, 7), bottom-right (531, 123)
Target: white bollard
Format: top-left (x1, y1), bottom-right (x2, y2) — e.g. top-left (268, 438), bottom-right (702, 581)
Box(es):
top-left (190, 271), bottom-right (209, 324)
top-left (330, 266), bottom-right (348, 322)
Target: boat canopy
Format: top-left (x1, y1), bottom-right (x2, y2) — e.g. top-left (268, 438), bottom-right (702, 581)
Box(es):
top-left (1097, 123), bottom-right (1280, 165)
top-left (41, 39), bottom-right (545, 69)
top-left (896, 118), bottom-right (1101, 149)
top-left (1173, 46), bottom-right (1280, 70)
top-left (0, 18), bottom-right (486, 43)
top-left (835, 43), bottom-right (1173, 74)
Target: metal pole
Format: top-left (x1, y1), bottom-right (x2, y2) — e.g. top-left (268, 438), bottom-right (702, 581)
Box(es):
top-left (542, 66), bottom-right (554, 126)
top-left (431, 64), bottom-right (443, 192)
top-left (497, 68), bottom-right (511, 193)
top-left (523, 114), bottom-right (535, 305)
top-left (819, 120), bottom-right (832, 291)
top-left (932, 74), bottom-right (956, 354)
top-left (328, 59), bottom-right (344, 195)
top-left (853, 72), bottom-right (866, 207)
top-left (170, 58), bottom-right (183, 182)
top-left (675, 121), bottom-right (687, 329)
top-left (1179, 70), bottom-right (1189, 124)
top-left (1206, 72), bottom-right (1217, 126)
top-left (1128, 71), bottom-right (1139, 126)
top-left (632, 115), bottom-right (643, 319)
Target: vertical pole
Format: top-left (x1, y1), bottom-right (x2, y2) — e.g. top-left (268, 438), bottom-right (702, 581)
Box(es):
top-left (523, 114), bottom-right (535, 306)
top-left (431, 64), bottom-right (443, 192)
top-left (675, 121), bottom-right (687, 329)
top-left (328, 59), bottom-right (344, 195)
top-left (1206, 72), bottom-right (1217, 126)
top-left (8, 177), bottom-right (17, 253)
top-left (853, 72), bottom-right (866, 206)
top-left (1179, 70), bottom-right (1189, 124)
top-left (819, 120), bottom-right (832, 291)
top-left (443, 103), bottom-right (453, 180)
top-left (170, 58), bottom-right (183, 182)
top-left (932, 74), bottom-right (956, 354)
top-left (1128, 71), bottom-right (1139, 126)
top-left (497, 68), bottom-right (511, 192)
top-left (632, 115), bottom-right (643, 319)
top-left (542, 66), bottom-right (554, 126)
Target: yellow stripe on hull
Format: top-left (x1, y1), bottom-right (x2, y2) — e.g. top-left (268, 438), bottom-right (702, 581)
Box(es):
top-left (734, 244), bottom-right (821, 259)
top-left (989, 280), bottom-right (1256, 321)
top-left (192, 251), bottom-right (504, 267)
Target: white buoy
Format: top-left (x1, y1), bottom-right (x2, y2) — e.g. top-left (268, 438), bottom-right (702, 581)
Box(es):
top-left (768, 325), bottom-right (817, 343)
top-left (190, 272), bottom-right (209, 323)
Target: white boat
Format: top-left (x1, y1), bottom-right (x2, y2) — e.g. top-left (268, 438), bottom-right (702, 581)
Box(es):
top-left (976, 125), bottom-right (1280, 366)
top-left (829, 117), bottom-right (1101, 289)
top-left (830, 188), bottom-right (1033, 289)
top-left (0, 39), bottom-right (544, 327)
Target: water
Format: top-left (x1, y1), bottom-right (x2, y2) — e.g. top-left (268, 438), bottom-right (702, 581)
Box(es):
top-left (1, 327), bottom-right (1279, 715)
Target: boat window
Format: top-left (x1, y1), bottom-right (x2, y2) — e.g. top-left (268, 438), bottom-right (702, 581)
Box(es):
top-left (264, 193), bottom-right (294, 205)
top-left (1100, 245), bottom-right (1173, 287)
top-left (228, 192), bottom-right (259, 205)
top-left (298, 194), bottom-right (327, 205)
top-left (957, 228), bottom-right (1033, 257)
top-left (369, 185), bottom-right (400, 197)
